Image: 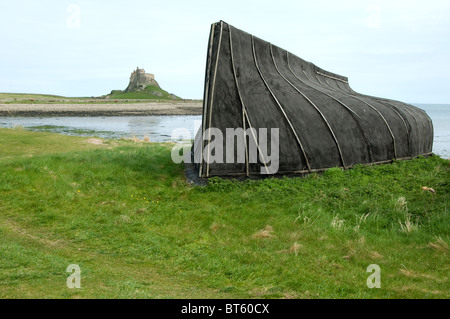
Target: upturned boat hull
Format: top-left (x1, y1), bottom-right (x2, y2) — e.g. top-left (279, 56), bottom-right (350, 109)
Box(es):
top-left (194, 21), bottom-right (433, 177)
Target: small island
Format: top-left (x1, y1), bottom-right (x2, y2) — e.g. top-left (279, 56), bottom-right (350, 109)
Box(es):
top-left (0, 68), bottom-right (202, 117)
top-left (106, 67), bottom-right (181, 100)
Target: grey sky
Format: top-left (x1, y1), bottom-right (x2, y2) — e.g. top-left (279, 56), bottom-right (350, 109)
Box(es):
top-left (1, 0), bottom-right (449, 103)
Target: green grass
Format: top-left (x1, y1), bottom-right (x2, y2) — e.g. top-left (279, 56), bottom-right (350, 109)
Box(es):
top-left (109, 85), bottom-right (179, 100)
top-left (0, 93), bottom-right (70, 100)
top-left (0, 128), bottom-right (115, 159)
top-left (0, 128), bottom-right (448, 298)
top-left (0, 91), bottom-right (182, 103)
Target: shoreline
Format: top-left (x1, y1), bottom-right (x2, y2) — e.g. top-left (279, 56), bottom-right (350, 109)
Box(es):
top-left (0, 101), bottom-right (203, 117)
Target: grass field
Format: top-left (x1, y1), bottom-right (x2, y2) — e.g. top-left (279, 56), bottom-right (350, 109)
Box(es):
top-left (0, 88), bottom-right (180, 104)
top-left (0, 128), bottom-right (448, 298)
top-left (0, 93), bottom-right (71, 100)
top-left (0, 92), bottom-right (96, 104)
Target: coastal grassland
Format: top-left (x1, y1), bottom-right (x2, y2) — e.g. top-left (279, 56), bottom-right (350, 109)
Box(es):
top-left (0, 92), bottom-right (185, 104)
top-left (0, 128), bottom-right (118, 159)
top-left (0, 128), bottom-right (448, 298)
top-left (0, 92), bottom-right (90, 104)
top-left (0, 93), bottom-right (70, 100)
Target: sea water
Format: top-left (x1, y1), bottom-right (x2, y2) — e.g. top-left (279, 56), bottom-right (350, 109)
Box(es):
top-left (415, 104), bottom-right (450, 159)
top-left (0, 104), bottom-right (448, 158)
top-left (0, 115), bottom-right (202, 143)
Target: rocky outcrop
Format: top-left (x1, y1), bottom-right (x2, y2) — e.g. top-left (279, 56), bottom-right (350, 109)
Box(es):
top-left (124, 67), bottom-right (160, 93)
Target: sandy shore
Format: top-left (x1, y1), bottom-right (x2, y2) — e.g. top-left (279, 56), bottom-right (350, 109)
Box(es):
top-left (0, 101), bottom-right (203, 117)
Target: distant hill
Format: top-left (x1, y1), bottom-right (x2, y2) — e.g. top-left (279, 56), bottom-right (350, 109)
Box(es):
top-left (0, 68), bottom-right (182, 102)
top-left (107, 67), bottom-right (181, 100)
top-left (0, 93), bottom-right (67, 100)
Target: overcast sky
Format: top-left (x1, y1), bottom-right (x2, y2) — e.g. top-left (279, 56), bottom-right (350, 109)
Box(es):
top-left (1, 0), bottom-right (449, 103)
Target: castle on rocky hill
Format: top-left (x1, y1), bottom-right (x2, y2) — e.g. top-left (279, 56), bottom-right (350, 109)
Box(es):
top-left (124, 67), bottom-right (160, 93)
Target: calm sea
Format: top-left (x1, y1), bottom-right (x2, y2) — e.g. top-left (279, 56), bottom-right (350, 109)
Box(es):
top-left (0, 115), bottom-right (202, 143)
top-left (0, 104), bottom-right (448, 158)
top-left (415, 104), bottom-right (450, 159)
